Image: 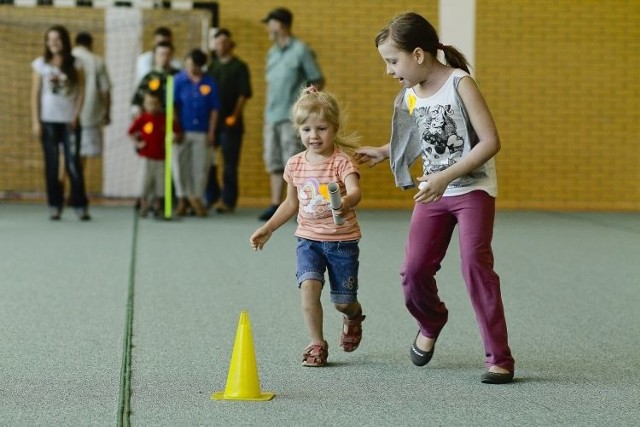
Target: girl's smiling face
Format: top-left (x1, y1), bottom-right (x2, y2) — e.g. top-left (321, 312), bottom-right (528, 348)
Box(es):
top-left (377, 40), bottom-right (424, 88)
top-left (299, 114), bottom-right (336, 158)
top-left (46, 30), bottom-right (63, 55)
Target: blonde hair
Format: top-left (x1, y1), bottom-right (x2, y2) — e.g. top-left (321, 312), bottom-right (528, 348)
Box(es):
top-left (291, 89), bottom-right (360, 157)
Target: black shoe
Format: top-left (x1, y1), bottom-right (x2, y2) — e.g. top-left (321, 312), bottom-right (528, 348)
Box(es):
top-left (481, 371), bottom-right (514, 384)
top-left (258, 204), bottom-right (279, 221)
top-left (410, 331), bottom-right (435, 366)
top-left (49, 209), bottom-right (62, 221)
top-left (75, 208), bottom-right (91, 221)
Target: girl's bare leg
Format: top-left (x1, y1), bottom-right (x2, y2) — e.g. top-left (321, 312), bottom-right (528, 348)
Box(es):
top-left (300, 280), bottom-right (324, 345)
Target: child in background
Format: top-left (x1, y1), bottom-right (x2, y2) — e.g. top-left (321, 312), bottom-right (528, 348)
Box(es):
top-left (250, 88), bottom-right (365, 367)
top-left (131, 41), bottom-right (180, 117)
top-left (356, 12), bottom-right (515, 384)
top-left (128, 90), bottom-right (180, 217)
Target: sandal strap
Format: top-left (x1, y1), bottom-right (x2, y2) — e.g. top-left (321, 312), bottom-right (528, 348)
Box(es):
top-left (303, 342), bottom-right (327, 355)
top-left (343, 313), bottom-right (366, 326)
top-left (340, 335), bottom-right (361, 344)
top-left (302, 341), bottom-right (328, 364)
top-left (340, 310), bottom-right (365, 352)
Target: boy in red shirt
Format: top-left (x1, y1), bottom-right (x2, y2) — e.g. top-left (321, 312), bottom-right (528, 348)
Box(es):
top-left (128, 90), bottom-right (180, 216)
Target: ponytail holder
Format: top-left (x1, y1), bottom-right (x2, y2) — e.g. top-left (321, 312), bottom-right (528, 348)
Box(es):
top-left (437, 43), bottom-right (445, 50)
top-left (304, 85), bottom-right (318, 94)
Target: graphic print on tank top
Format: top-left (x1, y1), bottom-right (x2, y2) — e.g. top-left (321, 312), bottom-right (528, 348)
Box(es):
top-left (412, 97), bottom-right (464, 174)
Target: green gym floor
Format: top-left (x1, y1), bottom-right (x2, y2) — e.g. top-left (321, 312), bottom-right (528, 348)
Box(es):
top-left (1, 202), bottom-right (639, 426)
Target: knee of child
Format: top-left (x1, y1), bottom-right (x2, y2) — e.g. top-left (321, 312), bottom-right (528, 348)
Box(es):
top-left (402, 261), bottom-right (438, 284)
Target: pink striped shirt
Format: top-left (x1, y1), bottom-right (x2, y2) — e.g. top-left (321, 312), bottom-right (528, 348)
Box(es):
top-left (284, 149), bottom-right (361, 241)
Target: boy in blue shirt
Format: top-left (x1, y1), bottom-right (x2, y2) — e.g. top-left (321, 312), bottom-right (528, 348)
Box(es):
top-left (173, 48), bottom-right (220, 216)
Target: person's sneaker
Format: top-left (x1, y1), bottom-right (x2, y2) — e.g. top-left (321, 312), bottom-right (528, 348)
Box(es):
top-left (49, 207), bottom-right (62, 221)
top-left (190, 198), bottom-right (208, 217)
top-left (152, 201), bottom-right (162, 218)
top-left (258, 204), bottom-right (279, 221)
top-left (214, 201), bottom-right (234, 214)
top-left (75, 208), bottom-right (91, 221)
top-left (175, 198), bottom-right (188, 216)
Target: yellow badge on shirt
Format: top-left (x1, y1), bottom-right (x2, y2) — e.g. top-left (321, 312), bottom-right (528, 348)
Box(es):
top-left (148, 79), bottom-right (160, 91)
top-left (199, 85), bottom-right (211, 96)
top-left (318, 184), bottom-right (330, 201)
top-left (407, 93), bottom-right (416, 116)
top-left (143, 122), bottom-right (154, 134)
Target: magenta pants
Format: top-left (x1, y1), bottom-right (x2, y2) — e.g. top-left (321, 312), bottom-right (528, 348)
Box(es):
top-left (400, 190), bottom-right (515, 372)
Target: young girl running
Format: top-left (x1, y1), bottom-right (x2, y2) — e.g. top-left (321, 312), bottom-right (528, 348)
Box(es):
top-left (356, 12), bottom-right (515, 384)
top-left (250, 88), bottom-right (365, 367)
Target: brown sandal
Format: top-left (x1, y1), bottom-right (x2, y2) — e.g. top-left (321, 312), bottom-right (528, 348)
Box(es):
top-left (340, 309), bottom-right (366, 352)
top-left (302, 340), bottom-right (329, 367)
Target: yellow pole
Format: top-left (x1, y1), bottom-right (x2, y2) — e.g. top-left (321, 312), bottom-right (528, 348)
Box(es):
top-left (164, 75), bottom-right (174, 220)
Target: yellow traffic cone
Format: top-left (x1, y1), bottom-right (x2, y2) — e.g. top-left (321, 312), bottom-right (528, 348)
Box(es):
top-left (212, 311), bottom-right (275, 401)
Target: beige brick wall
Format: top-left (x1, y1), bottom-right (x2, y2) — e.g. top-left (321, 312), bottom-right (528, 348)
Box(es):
top-left (477, 0), bottom-right (640, 210)
top-left (2, 1), bottom-right (638, 211)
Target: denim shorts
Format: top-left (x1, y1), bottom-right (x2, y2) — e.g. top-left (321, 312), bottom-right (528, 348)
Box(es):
top-left (296, 237), bottom-right (360, 304)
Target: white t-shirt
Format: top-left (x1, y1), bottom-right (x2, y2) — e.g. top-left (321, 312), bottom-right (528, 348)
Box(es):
top-left (72, 46), bottom-right (111, 127)
top-left (135, 50), bottom-right (182, 84)
top-left (32, 56), bottom-right (82, 123)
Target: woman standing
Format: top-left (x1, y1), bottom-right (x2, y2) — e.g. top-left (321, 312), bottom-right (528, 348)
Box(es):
top-left (31, 25), bottom-right (90, 220)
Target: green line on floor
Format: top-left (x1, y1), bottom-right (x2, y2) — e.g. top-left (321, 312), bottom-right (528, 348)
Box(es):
top-left (117, 211), bottom-right (139, 427)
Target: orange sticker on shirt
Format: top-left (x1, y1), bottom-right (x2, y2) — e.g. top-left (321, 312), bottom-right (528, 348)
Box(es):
top-left (148, 79), bottom-right (160, 91)
top-left (199, 85), bottom-right (211, 95)
top-left (143, 122), bottom-right (154, 134)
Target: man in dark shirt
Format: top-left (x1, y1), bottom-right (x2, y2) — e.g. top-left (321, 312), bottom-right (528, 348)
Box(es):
top-left (205, 28), bottom-right (252, 213)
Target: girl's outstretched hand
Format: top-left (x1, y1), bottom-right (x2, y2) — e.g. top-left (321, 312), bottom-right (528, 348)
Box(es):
top-left (250, 227), bottom-right (272, 251)
top-left (354, 146), bottom-right (387, 167)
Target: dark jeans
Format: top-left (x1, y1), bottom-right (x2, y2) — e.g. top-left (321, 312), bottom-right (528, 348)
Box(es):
top-left (205, 126), bottom-right (243, 208)
top-left (40, 122), bottom-right (89, 209)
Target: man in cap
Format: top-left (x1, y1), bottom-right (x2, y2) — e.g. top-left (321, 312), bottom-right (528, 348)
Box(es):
top-left (259, 7), bottom-right (325, 221)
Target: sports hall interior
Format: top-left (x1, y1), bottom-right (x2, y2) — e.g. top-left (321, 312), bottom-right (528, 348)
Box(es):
top-left (0, 1), bottom-right (638, 426)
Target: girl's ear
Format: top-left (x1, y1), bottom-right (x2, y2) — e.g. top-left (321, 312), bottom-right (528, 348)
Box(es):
top-left (413, 47), bottom-right (426, 65)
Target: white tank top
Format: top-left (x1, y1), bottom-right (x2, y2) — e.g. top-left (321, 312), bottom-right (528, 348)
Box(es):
top-left (405, 68), bottom-right (497, 197)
